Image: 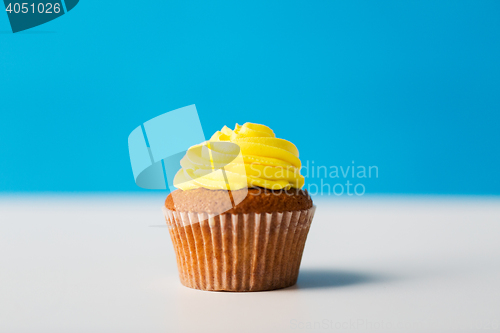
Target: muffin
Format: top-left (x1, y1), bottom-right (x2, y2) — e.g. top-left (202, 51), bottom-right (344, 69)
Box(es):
top-left (163, 123), bottom-right (315, 291)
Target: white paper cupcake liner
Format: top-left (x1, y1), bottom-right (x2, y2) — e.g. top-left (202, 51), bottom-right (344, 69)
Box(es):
top-left (162, 206), bottom-right (316, 292)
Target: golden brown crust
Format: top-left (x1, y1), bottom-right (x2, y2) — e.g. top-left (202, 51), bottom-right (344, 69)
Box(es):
top-left (165, 187), bottom-right (313, 214)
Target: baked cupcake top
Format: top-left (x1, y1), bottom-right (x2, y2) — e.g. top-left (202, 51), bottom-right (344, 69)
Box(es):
top-left (173, 123), bottom-right (305, 191)
top-left (165, 187), bottom-right (312, 214)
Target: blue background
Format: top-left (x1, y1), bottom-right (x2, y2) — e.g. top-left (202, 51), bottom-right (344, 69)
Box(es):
top-left (1, 0), bottom-right (499, 194)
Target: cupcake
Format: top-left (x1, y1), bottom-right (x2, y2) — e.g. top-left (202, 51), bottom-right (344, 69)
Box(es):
top-left (163, 123), bottom-right (315, 291)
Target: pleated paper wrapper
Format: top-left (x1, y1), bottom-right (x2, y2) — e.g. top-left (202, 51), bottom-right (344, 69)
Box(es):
top-left (162, 206), bottom-right (316, 292)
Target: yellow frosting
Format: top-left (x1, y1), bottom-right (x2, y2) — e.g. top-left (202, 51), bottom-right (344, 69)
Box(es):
top-left (173, 123), bottom-right (305, 191)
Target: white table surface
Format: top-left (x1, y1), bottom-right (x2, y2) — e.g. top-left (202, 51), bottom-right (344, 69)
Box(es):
top-left (1, 195), bottom-right (499, 333)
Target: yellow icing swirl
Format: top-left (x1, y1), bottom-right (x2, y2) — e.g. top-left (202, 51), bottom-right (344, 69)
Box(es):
top-left (173, 123), bottom-right (305, 191)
